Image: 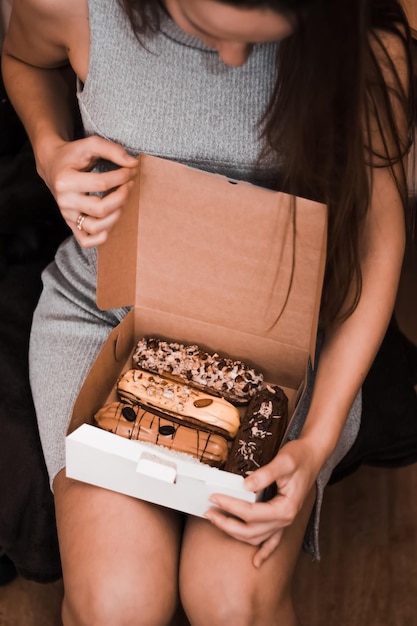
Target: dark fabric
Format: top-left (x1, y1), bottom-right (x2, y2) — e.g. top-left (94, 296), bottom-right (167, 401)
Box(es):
top-left (0, 141), bottom-right (69, 278)
top-left (0, 75), bottom-right (26, 157)
top-left (0, 259), bottom-right (63, 582)
top-left (330, 316), bottom-right (417, 483)
top-left (0, 553), bottom-right (17, 586)
top-left (0, 66), bottom-right (68, 582)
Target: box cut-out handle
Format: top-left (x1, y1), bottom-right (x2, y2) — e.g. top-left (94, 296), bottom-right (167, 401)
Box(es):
top-left (136, 452), bottom-right (177, 483)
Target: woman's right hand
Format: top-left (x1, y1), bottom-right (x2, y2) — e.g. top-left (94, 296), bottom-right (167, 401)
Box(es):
top-left (37, 134), bottom-right (139, 248)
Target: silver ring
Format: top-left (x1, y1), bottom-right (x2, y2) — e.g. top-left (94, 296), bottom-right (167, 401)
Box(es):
top-left (76, 213), bottom-right (87, 231)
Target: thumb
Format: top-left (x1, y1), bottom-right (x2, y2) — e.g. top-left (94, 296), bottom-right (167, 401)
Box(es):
top-left (243, 460), bottom-right (279, 493)
top-left (83, 135), bottom-right (139, 168)
top-left (244, 447), bottom-right (297, 493)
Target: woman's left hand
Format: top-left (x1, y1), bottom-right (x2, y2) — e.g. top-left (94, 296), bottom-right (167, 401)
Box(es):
top-left (205, 438), bottom-right (320, 568)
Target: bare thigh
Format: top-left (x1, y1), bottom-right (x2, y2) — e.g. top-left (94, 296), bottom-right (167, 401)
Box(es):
top-left (179, 487), bottom-right (316, 626)
top-left (54, 471), bottom-right (184, 626)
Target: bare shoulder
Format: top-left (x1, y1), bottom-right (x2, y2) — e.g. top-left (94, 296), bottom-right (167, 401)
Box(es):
top-left (3, 0), bottom-right (89, 69)
top-left (366, 24), bottom-right (412, 152)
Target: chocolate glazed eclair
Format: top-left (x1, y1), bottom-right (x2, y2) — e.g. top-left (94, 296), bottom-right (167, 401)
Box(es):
top-left (225, 385), bottom-right (289, 477)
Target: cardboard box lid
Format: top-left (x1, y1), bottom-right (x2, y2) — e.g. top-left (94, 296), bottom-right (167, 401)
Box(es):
top-left (97, 154), bottom-right (327, 389)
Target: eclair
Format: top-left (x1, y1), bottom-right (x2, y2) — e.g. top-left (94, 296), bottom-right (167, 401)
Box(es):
top-left (132, 338), bottom-right (263, 405)
top-left (117, 368), bottom-right (240, 438)
top-left (225, 384), bottom-right (289, 476)
top-left (94, 401), bottom-right (229, 467)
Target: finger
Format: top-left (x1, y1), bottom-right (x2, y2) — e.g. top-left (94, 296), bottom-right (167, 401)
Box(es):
top-left (71, 207), bottom-right (123, 248)
top-left (91, 180), bottom-right (135, 214)
top-left (78, 135), bottom-right (139, 169)
top-left (73, 207), bottom-right (122, 235)
top-left (243, 462), bottom-right (282, 494)
top-left (72, 228), bottom-right (109, 249)
top-left (55, 166), bottom-right (137, 197)
top-left (205, 502), bottom-right (283, 540)
top-left (209, 493), bottom-right (278, 524)
top-left (208, 494), bottom-right (257, 524)
top-left (253, 531), bottom-right (283, 569)
top-left (69, 181), bottom-right (134, 221)
top-left (243, 450), bottom-right (297, 494)
top-left (209, 492), bottom-right (298, 530)
top-left (59, 181), bottom-right (134, 231)
top-left (204, 508), bottom-right (278, 545)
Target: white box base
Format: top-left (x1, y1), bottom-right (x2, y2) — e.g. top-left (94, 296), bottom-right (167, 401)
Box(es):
top-left (66, 424), bottom-right (261, 517)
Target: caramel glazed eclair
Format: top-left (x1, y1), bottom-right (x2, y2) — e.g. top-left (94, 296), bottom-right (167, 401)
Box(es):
top-left (132, 338), bottom-right (263, 405)
top-left (117, 369), bottom-right (241, 438)
top-left (94, 402), bottom-right (229, 467)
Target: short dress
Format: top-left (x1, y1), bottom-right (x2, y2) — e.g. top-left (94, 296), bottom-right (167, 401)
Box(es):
top-left (29, 0), bottom-right (361, 559)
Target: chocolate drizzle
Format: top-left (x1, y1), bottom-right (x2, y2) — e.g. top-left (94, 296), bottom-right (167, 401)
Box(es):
top-left (94, 401), bottom-right (229, 466)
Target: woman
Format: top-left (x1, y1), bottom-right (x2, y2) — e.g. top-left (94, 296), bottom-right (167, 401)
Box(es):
top-left (2, 0), bottom-right (415, 624)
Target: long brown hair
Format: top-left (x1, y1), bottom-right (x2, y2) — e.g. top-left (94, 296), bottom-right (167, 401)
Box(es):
top-left (119, 0), bottom-right (416, 326)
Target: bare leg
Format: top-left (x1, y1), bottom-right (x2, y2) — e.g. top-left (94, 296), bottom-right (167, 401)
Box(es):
top-left (179, 487), bottom-right (316, 626)
top-left (54, 470), bottom-right (184, 626)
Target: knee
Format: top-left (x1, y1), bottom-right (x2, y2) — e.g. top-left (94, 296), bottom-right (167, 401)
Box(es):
top-left (182, 582), bottom-right (294, 626)
top-left (62, 574), bottom-right (177, 626)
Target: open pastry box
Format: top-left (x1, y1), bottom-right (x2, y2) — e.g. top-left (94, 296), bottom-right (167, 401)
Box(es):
top-left (66, 154), bottom-right (327, 517)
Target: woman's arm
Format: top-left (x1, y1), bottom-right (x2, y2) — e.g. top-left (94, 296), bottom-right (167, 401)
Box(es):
top-left (207, 160), bottom-right (405, 566)
top-left (285, 25), bottom-right (411, 465)
top-left (1, 0), bottom-right (77, 150)
top-left (300, 167), bottom-right (405, 461)
top-left (1, 0), bottom-right (138, 247)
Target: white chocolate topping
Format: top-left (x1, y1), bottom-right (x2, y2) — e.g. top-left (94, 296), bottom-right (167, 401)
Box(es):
top-left (133, 338), bottom-right (263, 404)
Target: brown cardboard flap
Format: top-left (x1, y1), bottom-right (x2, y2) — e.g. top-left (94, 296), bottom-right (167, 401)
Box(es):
top-left (97, 154), bottom-right (327, 387)
top-left (69, 310), bottom-right (136, 434)
top-left (96, 169), bottom-right (141, 311)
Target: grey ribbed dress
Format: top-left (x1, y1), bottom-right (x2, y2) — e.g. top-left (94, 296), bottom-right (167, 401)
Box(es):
top-left (29, 0), bottom-right (361, 558)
